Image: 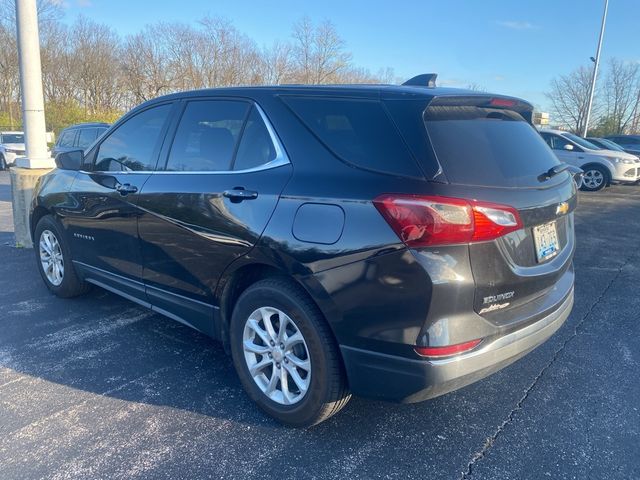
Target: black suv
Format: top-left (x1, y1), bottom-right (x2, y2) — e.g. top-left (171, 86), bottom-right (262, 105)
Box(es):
top-left (52, 122), bottom-right (110, 158)
top-left (31, 76), bottom-right (576, 426)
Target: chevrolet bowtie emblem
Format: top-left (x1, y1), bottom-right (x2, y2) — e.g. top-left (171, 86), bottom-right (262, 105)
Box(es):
top-left (556, 202), bottom-right (569, 216)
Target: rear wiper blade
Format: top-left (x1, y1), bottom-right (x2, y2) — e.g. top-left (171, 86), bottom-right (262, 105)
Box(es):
top-left (538, 164), bottom-right (569, 181)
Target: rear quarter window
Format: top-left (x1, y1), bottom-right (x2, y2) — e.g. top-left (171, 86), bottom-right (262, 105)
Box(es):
top-left (282, 96), bottom-right (423, 177)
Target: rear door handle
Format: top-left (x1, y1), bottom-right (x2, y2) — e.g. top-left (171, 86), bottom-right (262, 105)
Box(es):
top-left (223, 188), bottom-right (258, 202)
top-left (116, 183), bottom-right (138, 196)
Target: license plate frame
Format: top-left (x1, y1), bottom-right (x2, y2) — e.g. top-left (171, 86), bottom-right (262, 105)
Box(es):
top-left (533, 221), bottom-right (559, 263)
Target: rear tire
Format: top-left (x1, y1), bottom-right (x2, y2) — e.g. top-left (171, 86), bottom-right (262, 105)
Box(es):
top-left (34, 215), bottom-right (90, 298)
top-left (230, 278), bottom-right (351, 427)
top-left (0, 155), bottom-right (6, 170)
top-left (581, 165), bottom-right (609, 191)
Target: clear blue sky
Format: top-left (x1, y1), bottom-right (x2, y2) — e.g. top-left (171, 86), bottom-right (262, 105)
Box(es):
top-left (57, 0), bottom-right (639, 111)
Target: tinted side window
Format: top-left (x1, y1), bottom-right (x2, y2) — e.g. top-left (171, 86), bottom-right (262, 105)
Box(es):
top-left (166, 100), bottom-right (249, 172)
top-left (95, 104), bottom-right (171, 172)
top-left (57, 130), bottom-right (76, 147)
top-left (233, 107), bottom-right (277, 171)
top-left (550, 135), bottom-right (572, 150)
top-left (540, 133), bottom-right (553, 148)
top-left (77, 128), bottom-right (97, 149)
top-left (282, 96), bottom-right (422, 177)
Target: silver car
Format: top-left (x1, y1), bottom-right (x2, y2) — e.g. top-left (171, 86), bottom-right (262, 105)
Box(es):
top-left (0, 131), bottom-right (26, 169)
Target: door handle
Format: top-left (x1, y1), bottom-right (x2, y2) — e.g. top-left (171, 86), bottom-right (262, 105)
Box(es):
top-left (223, 188), bottom-right (258, 202)
top-left (116, 183), bottom-right (138, 196)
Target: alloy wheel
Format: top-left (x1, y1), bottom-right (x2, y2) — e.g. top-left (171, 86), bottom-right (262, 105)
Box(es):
top-left (39, 229), bottom-right (64, 286)
top-left (242, 306), bottom-right (311, 405)
top-left (583, 169), bottom-right (604, 189)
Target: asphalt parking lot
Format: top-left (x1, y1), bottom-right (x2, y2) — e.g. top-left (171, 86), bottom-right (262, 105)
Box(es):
top-left (1, 170), bottom-right (639, 480)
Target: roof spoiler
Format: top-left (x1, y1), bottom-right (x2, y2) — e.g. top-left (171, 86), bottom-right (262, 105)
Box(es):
top-left (402, 73), bottom-right (437, 87)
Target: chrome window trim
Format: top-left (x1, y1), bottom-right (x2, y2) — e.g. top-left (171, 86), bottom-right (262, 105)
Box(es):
top-left (83, 103), bottom-right (290, 176)
top-left (155, 103), bottom-right (290, 175)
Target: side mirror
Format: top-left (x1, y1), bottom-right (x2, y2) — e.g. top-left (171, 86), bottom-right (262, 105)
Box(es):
top-left (55, 150), bottom-right (84, 171)
top-left (563, 144), bottom-right (574, 151)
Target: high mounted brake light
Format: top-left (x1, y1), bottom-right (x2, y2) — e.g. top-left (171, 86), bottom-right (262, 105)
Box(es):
top-left (373, 194), bottom-right (523, 247)
top-left (489, 98), bottom-right (517, 107)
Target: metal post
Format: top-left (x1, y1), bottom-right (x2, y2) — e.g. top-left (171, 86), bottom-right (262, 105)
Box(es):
top-left (583, 0), bottom-right (609, 137)
top-left (14, 0), bottom-right (54, 168)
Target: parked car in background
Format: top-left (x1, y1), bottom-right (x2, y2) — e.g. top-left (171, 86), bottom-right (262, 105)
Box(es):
top-left (52, 122), bottom-right (109, 158)
top-left (31, 79), bottom-right (576, 426)
top-left (586, 137), bottom-right (640, 158)
top-left (540, 129), bottom-right (640, 191)
top-left (605, 135), bottom-right (640, 155)
top-left (0, 131), bottom-right (26, 170)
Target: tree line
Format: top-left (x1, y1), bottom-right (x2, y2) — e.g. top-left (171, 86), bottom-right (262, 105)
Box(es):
top-left (0, 0), bottom-right (394, 133)
top-left (546, 59), bottom-right (640, 136)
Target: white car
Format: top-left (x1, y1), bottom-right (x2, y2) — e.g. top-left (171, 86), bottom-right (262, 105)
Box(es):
top-left (0, 131), bottom-right (26, 170)
top-left (540, 129), bottom-right (640, 191)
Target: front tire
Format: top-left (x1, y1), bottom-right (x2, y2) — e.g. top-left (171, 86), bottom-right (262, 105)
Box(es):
top-left (0, 155), bottom-right (6, 170)
top-left (34, 215), bottom-right (90, 298)
top-left (581, 165), bottom-right (609, 191)
top-left (230, 278), bottom-right (351, 427)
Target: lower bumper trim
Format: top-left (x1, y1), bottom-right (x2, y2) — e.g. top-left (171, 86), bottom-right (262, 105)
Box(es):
top-left (340, 287), bottom-right (574, 403)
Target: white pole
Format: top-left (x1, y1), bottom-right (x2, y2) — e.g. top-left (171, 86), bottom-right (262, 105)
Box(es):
top-left (583, 0), bottom-right (609, 137)
top-left (14, 0), bottom-right (54, 168)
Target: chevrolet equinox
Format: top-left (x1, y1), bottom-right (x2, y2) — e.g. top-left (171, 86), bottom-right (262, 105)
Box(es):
top-left (31, 75), bottom-right (577, 426)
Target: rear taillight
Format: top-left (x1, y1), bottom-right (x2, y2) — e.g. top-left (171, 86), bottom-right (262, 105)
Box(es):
top-left (373, 194), bottom-right (522, 247)
top-left (414, 338), bottom-right (482, 358)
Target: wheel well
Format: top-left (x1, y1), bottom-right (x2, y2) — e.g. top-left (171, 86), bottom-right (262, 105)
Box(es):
top-left (581, 162), bottom-right (612, 183)
top-left (30, 206), bottom-right (51, 242)
top-left (219, 264), bottom-right (286, 339)
top-left (218, 263), bottom-right (333, 352)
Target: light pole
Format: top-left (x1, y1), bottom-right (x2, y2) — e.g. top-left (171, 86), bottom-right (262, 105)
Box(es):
top-left (10, 0), bottom-right (55, 249)
top-left (583, 0), bottom-right (609, 137)
top-left (14, 0), bottom-right (53, 168)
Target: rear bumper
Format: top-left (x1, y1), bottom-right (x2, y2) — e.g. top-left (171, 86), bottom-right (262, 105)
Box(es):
top-left (340, 287), bottom-right (574, 403)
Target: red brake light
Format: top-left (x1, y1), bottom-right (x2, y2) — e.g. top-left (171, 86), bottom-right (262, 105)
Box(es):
top-left (414, 339), bottom-right (482, 358)
top-left (489, 98), bottom-right (517, 107)
top-left (373, 194), bottom-right (522, 247)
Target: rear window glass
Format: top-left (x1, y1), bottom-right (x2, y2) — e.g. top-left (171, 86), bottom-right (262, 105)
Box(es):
top-left (282, 96), bottom-right (422, 177)
top-left (424, 106), bottom-right (560, 187)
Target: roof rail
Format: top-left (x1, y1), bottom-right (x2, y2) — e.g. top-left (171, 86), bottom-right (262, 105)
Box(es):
top-left (402, 73), bottom-right (437, 87)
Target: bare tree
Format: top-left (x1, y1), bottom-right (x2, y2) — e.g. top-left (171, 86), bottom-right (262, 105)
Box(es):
top-left (121, 25), bottom-right (177, 104)
top-left (261, 41), bottom-right (294, 84)
top-left (0, 0), bottom-right (62, 28)
top-left (291, 17), bottom-right (352, 84)
top-left (71, 16), bottom-right (123, 113)
top-left (602, 58), bottom-right (640, 134)
top-left (191, 16), bottom-right (262, 87)
top-left (0, 23), bottom-right (19, 126)
top-left (0, 8), bottom-right (395, 132)
top-left (546, 65), bottom-right (598, 134)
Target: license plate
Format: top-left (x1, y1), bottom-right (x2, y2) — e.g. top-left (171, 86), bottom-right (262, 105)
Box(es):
top-left (533, 221), bottom-right (559, 262)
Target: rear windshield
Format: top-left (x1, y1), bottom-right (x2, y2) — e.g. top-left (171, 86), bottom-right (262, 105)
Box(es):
top-left (424, 106), bottom-right (561, 187)
top-left (282, 96), bottom-right (422, 177)
top-left (1, 134), bottom-right (24, 143)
